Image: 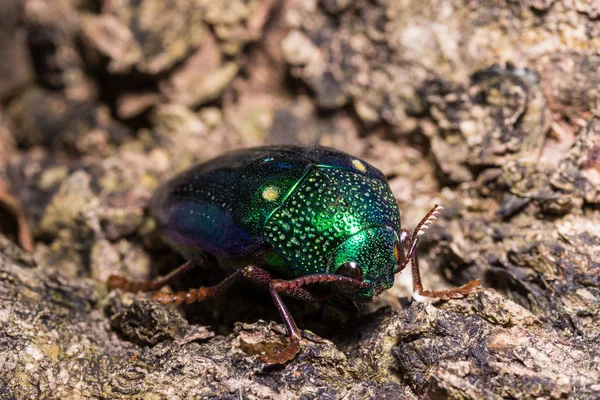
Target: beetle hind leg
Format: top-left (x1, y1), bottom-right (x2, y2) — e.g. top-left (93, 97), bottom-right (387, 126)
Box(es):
top-left (107, 256), bottom-right (210, 293)
top-left (151, 268), bottom-right (244, 305)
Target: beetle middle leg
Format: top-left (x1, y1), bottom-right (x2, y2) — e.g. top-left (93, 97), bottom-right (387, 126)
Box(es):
top-left (396, 204), bottom-right (480, 300)
top-left (241, 266), bottom-right (367, 363)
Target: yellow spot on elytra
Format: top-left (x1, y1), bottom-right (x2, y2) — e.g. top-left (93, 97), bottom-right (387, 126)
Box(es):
top-left (352, 159), bottom-right (367, 172)
top-left (262, 186), bottom-right (280, 202)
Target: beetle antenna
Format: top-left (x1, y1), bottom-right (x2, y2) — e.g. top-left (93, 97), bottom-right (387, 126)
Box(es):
top-left (415, 204), bottom-right (444, 238)
top-left (394, 204), bottom-right (444, 274)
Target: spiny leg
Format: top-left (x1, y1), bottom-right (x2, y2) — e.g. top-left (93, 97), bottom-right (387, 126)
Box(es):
top-left (224, 265), bottom-right (303, 364)
top-left (109, 262), bottom-right (366, 364)
top-left (107, 255), bottom-right (211, 293)
top-left (259, 272), bottom-right (367, 363)
top-left (255, 274), bottom-right (367, 363)
top-left (152, 268), bottom-right (245, 305)
top-left (410, 249), bottom-right (480, 300)
top-left (396, 204), bottom-right (480, 299)
top-left (266, 285), bottom-right (302, 363)
top-left (241, 267), bottom-right (367, 364)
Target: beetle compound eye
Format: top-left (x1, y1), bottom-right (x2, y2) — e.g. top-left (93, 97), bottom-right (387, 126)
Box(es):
top-left (336, 261), bottom-right (363, 281)
top-left (335, 262), bottom-right (364, 294)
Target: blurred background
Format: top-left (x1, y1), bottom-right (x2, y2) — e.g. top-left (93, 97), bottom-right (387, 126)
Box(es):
top-left (0, 0), bottom-right (599, 398)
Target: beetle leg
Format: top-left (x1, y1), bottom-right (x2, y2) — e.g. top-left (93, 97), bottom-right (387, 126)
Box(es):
top-left (235, 266), bottom-right (301, 363)
top-left (272, 274), bottom-right (369, 291)
top-left (107, 256), bottom-right (211, 293)
top-left (271, 274), bottom-right (367, 302)
top-left (264, 285), bottom-right (302, 364)
top-left (259, 273), bottom-right (368, 362)
top-left (109, 264), bottom-right (367, 364)
top-left (400, 204), bottom-right (480, 300)
top-left (271, 285), bottom-right (331, 302)
top-left (397, 204), bottom-right (480, 299)
top-left (151, 268), bottom-right (245, 305)
top-left (410, 249), bottom-right (480, 300)
top-left (240, 267), bottom-right (369, 363)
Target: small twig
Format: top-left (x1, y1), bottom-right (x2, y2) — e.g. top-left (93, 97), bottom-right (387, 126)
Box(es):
top-left (0, 182), bottom-right (33, 252)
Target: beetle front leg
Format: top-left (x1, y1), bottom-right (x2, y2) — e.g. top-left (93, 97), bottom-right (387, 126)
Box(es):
top-left (397, 204), bottom-right (480, 300)
top-left (410, 249), bottom-right (480, 300)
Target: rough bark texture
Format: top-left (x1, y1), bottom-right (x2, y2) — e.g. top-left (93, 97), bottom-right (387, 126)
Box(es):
top-left (1, 0), bottom-right (599, 399)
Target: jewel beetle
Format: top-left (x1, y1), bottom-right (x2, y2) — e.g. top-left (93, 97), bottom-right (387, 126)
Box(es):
top-left (108, 145), bottom-right (480, 363)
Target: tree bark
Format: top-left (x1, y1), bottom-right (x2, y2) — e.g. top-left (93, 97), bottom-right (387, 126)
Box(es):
top-left (1, 0), bottom-right (599, 398)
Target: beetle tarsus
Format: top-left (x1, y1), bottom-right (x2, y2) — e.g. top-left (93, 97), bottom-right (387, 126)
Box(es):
top-left (107, 256), bottom-right (210, 293)
top-left (107, 274), bottom-right (162, 293)
top-left (149, 269), bottom-right (245, 305)
top-left (258, 337), bottom-right (301, 364)
top-left (107, 274), bottom-right (156, 293)
top-left (416, 279), bottom-right (481, 300)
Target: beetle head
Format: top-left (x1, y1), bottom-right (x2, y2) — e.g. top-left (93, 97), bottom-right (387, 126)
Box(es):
top-left (329, 226), bottom-right (400, 300)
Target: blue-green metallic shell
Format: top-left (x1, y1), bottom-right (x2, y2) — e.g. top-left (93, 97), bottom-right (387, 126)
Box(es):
top-left (151, 145), bottom-right (402, 294)
top-left (264, 167), bottom-right (401, 274)
top-left (151, 147), bottom-right (311, 260)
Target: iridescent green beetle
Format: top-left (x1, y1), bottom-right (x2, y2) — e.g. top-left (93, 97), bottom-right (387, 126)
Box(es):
top-left (108, 145), bottom-right (479, 363)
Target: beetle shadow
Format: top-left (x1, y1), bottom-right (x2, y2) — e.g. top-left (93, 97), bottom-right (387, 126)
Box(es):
top-left (151, 266), bottom-right (363, 341)
top-left (179, 279), bottom-right (362, 341)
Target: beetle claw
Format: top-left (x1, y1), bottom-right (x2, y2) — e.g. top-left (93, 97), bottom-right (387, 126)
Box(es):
top-left (258, 338), bottom-right (301, 364)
